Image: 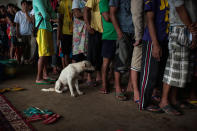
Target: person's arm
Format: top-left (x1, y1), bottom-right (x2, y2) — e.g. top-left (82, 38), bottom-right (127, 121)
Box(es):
top-left (14, 13), bottom-right (20, 38)
top-left (83, 6), bottom-right (94, 34)
top-left (25, 9), bottom-right (32, 23)
top-left (131, 0), bottom-right (144, 46)
top-left (110, 6), bottom-right (122, 39)
top-left (175, 3), bottom-right (197, 49)
top-left (146, 11), bottom-right (162, 61)
top-left (101, 12), bottom-right (110, 22)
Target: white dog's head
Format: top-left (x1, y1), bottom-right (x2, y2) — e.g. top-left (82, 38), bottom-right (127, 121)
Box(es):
top-left (81, 60), bottom-right (95, 73)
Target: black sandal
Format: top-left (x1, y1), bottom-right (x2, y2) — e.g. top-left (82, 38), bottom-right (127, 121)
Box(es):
top-left (145, 105), bottom-right (163, 113)
top-left (161, 105), bottom-right (182, 116)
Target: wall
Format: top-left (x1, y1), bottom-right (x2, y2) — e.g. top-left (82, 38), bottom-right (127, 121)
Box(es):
top-left (0, 0), bottom-right (19, 6)
top-left (0, 0), bottom-right (32, 8)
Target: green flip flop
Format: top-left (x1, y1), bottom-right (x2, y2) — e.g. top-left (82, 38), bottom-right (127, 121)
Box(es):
top-left (36, 80), bottom-right (52, 85)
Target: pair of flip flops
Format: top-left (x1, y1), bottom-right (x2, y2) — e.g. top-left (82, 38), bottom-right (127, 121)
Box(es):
top-left (36, 77), bottom-right (56, 85)
top-left (26, 113), bottom-right (60, 124)
top-left (0, 86), bottom-right (24, 93)
top-left (24, 107), bottom-right (53, 117)
top-left (24, 107), bottom-right (60, 124)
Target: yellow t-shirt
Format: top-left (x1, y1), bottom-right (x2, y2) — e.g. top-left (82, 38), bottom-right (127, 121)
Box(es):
top-left (85, 0), bottom-right (103, 33)
top-left (58, 0), bottom-right (73, 35)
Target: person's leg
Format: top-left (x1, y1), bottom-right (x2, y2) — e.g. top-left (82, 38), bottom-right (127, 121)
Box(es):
top-left (36, 56), bottom-right (46, 81)
top-left (126, 73), bottom-right (133, 92)
top-left (94, 32), bottom-right (103, 82)
top-left (61, 56), bottom-right (66, 68)
top-left (52, 30), bottom-right (58, 74)
top-left (101, 58), bottom-right (110, 92)
top-left (139, 41), bottom-right (159, 110)
top-left (130, 44), bottom-right (142, 102)
top-left (61, 35), bottom-right (72, 68)
top-left (86, 33), bottom-right (95, 83)
top-left (64, 54), bottom-right (70, 67)
top-left (36, 29), bottom-right (54, 83)
top-left (9, 42), bottom-right (14, 59)
top-left (114, 71), bottom-right (127, 100)
top-left (159, 83), bottom-right (171, 107)
top-left (170, 87), bottom-right (178, 105)
top-left (114, 71), bottom-right (121, 93)
top-left (131, 70), bottom-right (140, 101)
top-left (43, 56), bottom-right (49, 78)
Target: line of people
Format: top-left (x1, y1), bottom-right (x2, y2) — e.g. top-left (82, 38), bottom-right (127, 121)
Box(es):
top-left (1, 0), bottom-right (197, 116)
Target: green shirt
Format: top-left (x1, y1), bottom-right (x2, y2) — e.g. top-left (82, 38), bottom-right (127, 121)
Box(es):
top-left (99, 0), bottom-right (117, 40)
top-left (33, 0), bottom-right (56, 32)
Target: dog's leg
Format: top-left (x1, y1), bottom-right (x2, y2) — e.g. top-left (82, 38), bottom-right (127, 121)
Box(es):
top-left (75, 80), bottom-right (84, 95)
top-left (68, 79), bottom-right (76, 97)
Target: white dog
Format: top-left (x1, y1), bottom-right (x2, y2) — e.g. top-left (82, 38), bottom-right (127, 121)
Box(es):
top-left (41, 60), bottom-right (95, 97)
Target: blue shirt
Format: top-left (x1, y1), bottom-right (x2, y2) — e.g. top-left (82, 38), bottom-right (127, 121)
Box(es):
top-left (109, 0), bottom-right (134, 34)
top-left (143, 0), bottom-right (169, 42)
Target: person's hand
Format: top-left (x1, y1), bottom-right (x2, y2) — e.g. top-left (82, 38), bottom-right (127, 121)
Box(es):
top-left (117, 31), bottom-right (123, 40)
top-left (87, 25), bottom-right (94, 34)
top-left (133, 39), bottom-right (142, 46)
top-left (152, 42), bottom-right (162, 61)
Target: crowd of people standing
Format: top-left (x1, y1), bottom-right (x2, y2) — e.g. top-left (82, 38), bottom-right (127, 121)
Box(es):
top-left (0, 0), bottom-right (197, 116)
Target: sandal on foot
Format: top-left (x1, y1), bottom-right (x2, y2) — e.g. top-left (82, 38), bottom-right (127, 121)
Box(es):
top-left (43, 77), bottom-right (56, 82)
top-left (161, 105), bottom-right (181, 116)
top-left (145, 105), bottom-right (163, 113)
top-left (135, 100), bottom-right (140, 104)
top-left (115, 92), bottom-right (127, 101)
top-left (99, 88), bottom-right (109, 94)
top-left (36, 80), bottom-right (51, 85)
top-left (134, 100), bottom-right (140, 108)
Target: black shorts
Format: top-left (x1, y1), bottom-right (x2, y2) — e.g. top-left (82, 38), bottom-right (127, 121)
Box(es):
top-left (61, 34), bottom-right (72, 55)
top-left (87, 31), bottom-right (102, 70)
top-left (102, 40), bottom-right (116, 59)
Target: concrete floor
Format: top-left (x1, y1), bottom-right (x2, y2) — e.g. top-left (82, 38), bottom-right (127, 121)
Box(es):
top-left (1, 65), bottom-right (197, 131)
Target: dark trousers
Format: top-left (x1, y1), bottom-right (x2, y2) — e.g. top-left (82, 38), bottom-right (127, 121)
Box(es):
top-left (87, 31), bottom-right (102, 71)
top-left (140, 41), bottom-right (169, 110)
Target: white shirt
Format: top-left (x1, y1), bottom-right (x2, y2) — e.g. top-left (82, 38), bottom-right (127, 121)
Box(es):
top-left (14, 11), bottom-right (32, 35)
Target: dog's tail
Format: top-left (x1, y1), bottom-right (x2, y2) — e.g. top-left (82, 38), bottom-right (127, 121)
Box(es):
top-left (41, 88), bottom-right (55, 92)
top-left (41, 80), bottom-right (63, 93)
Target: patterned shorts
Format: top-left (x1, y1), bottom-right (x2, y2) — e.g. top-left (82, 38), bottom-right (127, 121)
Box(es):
top-left (163, 26), bottom-right (192, 88)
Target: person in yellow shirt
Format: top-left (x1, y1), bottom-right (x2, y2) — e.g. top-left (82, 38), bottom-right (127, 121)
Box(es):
top-left (57, 0), bottom-right (73, 68)
top-left (84, 0), bottom-right (103, 86)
